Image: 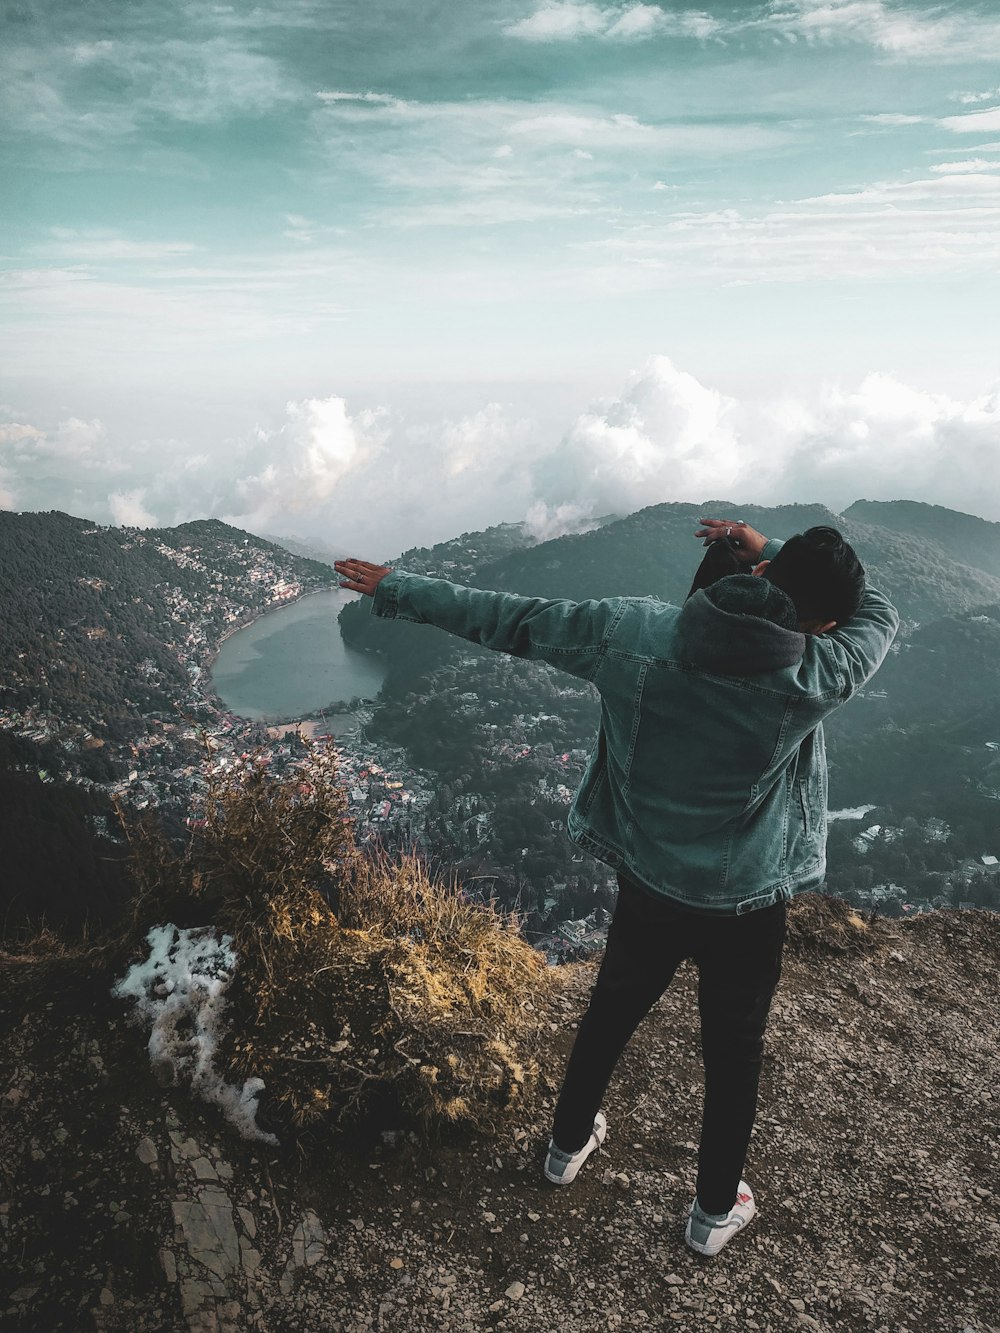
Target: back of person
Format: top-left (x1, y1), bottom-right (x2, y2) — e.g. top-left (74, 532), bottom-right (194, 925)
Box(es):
top-left (567, 532), bottom-right (899, 915)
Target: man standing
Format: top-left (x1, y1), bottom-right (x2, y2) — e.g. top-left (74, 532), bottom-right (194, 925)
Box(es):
top-left (335, 516), bottom-right (899, 1257)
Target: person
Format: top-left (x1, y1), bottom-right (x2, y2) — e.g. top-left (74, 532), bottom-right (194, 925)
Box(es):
top-left (334, 516), bottom-right (899, 1257)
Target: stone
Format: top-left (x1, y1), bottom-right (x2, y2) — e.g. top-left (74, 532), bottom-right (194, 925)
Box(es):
top-left (179, 1277), bottom-right (213, 1317)
top-left (172, 1189), bottom-right (240, 1280)
top-left (390, 1258), bottom-right (404, 1269)
top-left (290, 1210), bottom-right (326, 1268)
top-left (237, 1207), bottom-right (256, 1240)
top-left (193, 1157), bottom-right (219, 1181)
top-left (505, 1281), bottom-right (525, 1301)
top-left (239, 1236), bottom-right (261, 1276)
top-left (160, 1248), bottom-right (177, 1283)
top-left (99, 1289), bottom-right (114, 1307)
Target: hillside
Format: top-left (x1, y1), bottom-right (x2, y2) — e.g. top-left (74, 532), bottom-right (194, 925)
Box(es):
top-left (1, 895), bottom-right (997, 1332)
top-left (0, 512), bottom-right (337, 933)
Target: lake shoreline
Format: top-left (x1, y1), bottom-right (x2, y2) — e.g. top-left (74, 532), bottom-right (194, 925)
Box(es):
top-left (206, 584), bottom-right (386, 729)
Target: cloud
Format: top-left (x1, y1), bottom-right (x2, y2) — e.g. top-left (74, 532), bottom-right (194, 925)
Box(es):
top-left (578, 161), bottom-right (1000, 286)
top-left (528, 356), bottom-right (740, 534)
top-left (229, 397), bottom-right (386, 529)
top-left (502, 1), bottom-right (721, 42)
top-left (859, 113), bottom-right (927, 126)
top-left (4, 360), bottom-right (1000, 551)
top-left (528, 359), bottom-right (1000, 532)
top-left (108, 488), bottom-right (156, 528)
top-left (751, 373), bottom-right (1000, 514)
top-left (0, 31), bottom-right (297, 153)
top-left (931, 159), bottom-right (1000, 174)
top-left (939, 106), bottom-right (1000, 134)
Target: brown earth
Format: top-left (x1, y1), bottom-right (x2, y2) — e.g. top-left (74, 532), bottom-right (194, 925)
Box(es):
top-left (1, 895), bottom-right (998, 1333)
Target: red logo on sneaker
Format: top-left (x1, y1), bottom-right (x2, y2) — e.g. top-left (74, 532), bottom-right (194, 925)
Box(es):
top-left (737, 1192), bottom-right (752, 1205)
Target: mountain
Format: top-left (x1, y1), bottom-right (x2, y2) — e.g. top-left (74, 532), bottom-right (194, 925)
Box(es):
top-left (0, 512), bottom-right (337, 933)
top-left (844, 499), bottom-right (1000, 581)
top-left (1, 894), bottom-right (996, 1331)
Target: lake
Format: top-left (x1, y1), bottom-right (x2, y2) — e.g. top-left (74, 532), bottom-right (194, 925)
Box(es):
top-left (209, 588), bottom-right (388, 723)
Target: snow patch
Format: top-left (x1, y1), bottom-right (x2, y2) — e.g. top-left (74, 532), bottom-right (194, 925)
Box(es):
top-left (112, 924), bottom-right (278, 1145)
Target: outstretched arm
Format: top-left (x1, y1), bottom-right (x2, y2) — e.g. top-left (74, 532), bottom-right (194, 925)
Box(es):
top-left (334, 558), bottom-right (621, 684)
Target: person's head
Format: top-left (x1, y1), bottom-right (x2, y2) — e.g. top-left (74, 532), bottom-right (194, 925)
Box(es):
top-left (752, 525), bottom-right (866, 635)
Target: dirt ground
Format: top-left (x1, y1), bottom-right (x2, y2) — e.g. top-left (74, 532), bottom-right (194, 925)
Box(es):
top-left (1, 896), bottom-right (998, 1333)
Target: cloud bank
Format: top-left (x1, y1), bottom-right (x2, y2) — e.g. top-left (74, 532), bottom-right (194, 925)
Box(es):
top-left (2, 358), bottom-right (998, 553)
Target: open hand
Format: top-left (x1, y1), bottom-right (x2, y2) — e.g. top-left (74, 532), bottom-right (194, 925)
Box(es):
top-left (694, 518), bottom-right (768, 565)
top-left (333, 558), bottom-right (393, 596)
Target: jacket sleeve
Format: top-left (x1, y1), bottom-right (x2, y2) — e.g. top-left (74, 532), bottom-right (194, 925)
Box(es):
top-left (369, 570), bottom-right (622, 684)
top-left (815, 585), bottom-right (900, 697)
top-left (764, 537), bottom-right (900, 697)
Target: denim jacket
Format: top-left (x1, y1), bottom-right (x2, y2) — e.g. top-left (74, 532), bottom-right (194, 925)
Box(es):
top-left (370, 540), bottom-right (900, 915)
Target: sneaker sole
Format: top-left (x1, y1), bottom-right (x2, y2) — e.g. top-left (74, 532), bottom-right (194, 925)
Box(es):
top-left (684, 1207), bottom-right (756, 1257)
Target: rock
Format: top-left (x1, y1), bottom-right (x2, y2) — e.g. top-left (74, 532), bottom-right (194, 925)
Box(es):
top-left (239, 1235), bottom-right (261, 1276)
top-left (172, 1188), bottom-right (240, 1280)
top-left (237, 1207), bottom-right (256, 1240)
top-left (505, 1281), bottom-right (525, 1301)
top-left (160, 1248), bottom-right (177, 1283)
top-left (136, 1137), bottom-right (158, 1166)
top-left (192, 1157), bottom-right (219, 1181)
top-left (99, 1288), bottom-right (114, 1306)
top-left (663, 1274), bottom-right (684, 1286)
top-left (290, 1210), bottom-right (326, 1268)
top-left (389, 1258), bottom-right (404, 1269)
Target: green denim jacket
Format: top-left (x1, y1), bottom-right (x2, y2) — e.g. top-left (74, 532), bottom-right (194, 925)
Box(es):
top-left (369, 539), bottom-right (900, 914)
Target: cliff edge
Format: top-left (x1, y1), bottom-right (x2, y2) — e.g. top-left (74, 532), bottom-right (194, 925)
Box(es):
top-left (1, 895), bottom-right (998, 1333)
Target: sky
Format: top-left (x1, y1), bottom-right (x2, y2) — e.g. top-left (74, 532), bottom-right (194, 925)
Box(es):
top-left (2, 0), bottom-right (1000, 554)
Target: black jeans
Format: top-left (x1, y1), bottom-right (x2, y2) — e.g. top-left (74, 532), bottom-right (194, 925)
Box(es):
top-left (551, 873), bottom-right (787, 1215)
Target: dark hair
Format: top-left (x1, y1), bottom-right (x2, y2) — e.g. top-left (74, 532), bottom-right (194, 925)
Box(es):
top-left (763, 526), bottom-right (866, 625)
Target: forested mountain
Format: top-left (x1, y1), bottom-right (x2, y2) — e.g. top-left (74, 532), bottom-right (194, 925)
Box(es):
top-left (0, 512), bottom-right (336, 933)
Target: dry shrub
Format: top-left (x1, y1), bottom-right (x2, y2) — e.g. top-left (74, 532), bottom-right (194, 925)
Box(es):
top-left (118, 749), bottom-right (552, 1138)
top-left (785, 891), bottom-right (900, 957)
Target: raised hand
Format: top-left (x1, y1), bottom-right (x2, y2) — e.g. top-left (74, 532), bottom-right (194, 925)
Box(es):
top-left (694, 518), bottom-right (768, 564)
top-left (333, 558), bottom-right (394, 596)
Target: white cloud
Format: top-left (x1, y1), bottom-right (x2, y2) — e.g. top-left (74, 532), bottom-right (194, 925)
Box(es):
top-left (939, 106), bottom-right (1000, 134)
top-left (502, 2), bottom-right (721, 42)
top-left (931, 159), bottom-right (999, 174)
top-left (108, 487), bottom-right (156, 528)
top-left (953, 86), bottom-right (1000, 105)
top-left (859, 113), bottom-right (927, 126)
top-left (228, 396), bottom-right (387, 528)
top-left (751, 373), bottom-right (1000, 513)
top-left (5, 361), bottom-right (1000, 549)
top-left (579, 163), bottom-right (1000, 286)
top-left (765, 0), bottom-right (955, 54)
top-left (529, 356), bottom-right (741, 531)
top-left (503, 3), bottom-right (612, 41)
top-left (529, 359), bottom-right (1000, 529)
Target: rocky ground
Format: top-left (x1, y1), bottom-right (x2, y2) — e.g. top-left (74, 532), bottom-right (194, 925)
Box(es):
top-left (1, 897), bottom-right (998, 1333)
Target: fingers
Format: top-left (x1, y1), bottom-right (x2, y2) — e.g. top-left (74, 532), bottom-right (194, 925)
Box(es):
top-left (333, 558), bottom-right (391, 596)
top-left (694, 518), bottom-right (745, 544)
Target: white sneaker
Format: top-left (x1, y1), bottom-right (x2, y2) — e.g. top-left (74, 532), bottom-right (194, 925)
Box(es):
top-left (543, 1112), bottom-right (608, 1185)
top-left (684, 1180), bottom-right (757, 1256)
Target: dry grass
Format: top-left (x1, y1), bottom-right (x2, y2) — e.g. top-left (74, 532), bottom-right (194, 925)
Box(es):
top-left (111, 750), bottom-right (552, 1139)
top-left (785, 891), bottom-right (901, 957)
